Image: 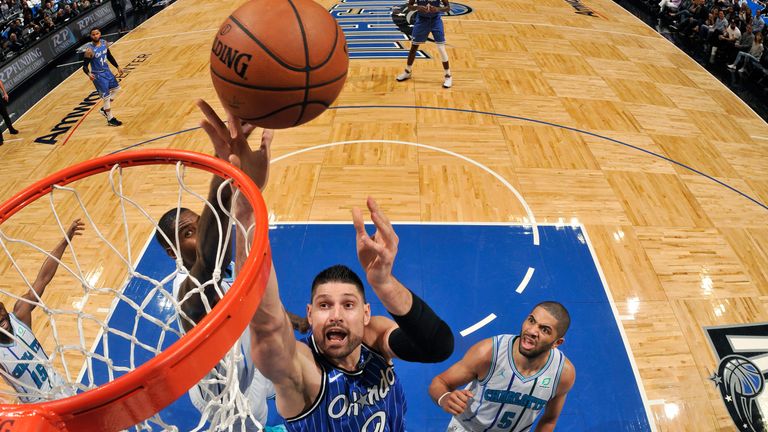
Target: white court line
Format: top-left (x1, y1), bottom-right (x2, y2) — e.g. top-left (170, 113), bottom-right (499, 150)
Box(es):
top-left (271, 139), bottom-right (541, 246)
top-left (112, 28), bottom-right (218, 45)
top-left (2, 138), bottom-right (21, 143)
top-left (515, 267), bottom-right (535, 294)
top-left (581, 225), bottom-right (658, 432)
top-left (460, 314), bottom-right (497, 337)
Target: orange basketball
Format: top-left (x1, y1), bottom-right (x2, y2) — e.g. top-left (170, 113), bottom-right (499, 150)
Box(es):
top-left (210, 0), bottom-right (348, 129)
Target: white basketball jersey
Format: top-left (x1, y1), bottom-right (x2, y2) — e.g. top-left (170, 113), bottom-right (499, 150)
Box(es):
top-left (0, 313), bottom-right (67, 403)
top-left (173, 267), bottom-right (269, 430)
top-left (449, 334), bottom-right (566, 432)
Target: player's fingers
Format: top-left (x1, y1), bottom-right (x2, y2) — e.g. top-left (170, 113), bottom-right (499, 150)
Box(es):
top-left (227, 111), bottom-right (246, 142)
top-left (200, 119), bottom-right (230, 157)
top-left (196, 99), bottom-right (226, 132)
top-left (242, 121), bottom-right (257, 139)
top-left (228, 154), bottom-right (242, 169)
top-left (455, 391), bottom-right (470, 403)
top-left (352, 207), bottom-right (367, 238)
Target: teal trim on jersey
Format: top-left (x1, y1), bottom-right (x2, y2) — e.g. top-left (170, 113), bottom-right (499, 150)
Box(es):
top-left (507, 335), bottom-right (554, 383)
top-left (551, 354), bottom-right (565, 400)
top-left (479, 335), bottom-right (499, 386)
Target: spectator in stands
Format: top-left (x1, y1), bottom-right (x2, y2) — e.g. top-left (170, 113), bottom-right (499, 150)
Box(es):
top-left (42, 1), bottom-right (53, 18)
top-left (79, 0), bottom-right (90, 10)
top-left (674, 0), bottom-right (707, 35)
top-left (8, 19), bottom-right (22, 39)
top-left (735, 22), bottom-right (754, 51)
top-left (7, 33), bottom-right (23, 53)
top-left (712, 18), bottom-right (741, 63)
top-left (53, 7), bottom-right (65, 23)
top-left (728, 31), bottom-right (764, 72)
top-left (41, 15), bottom-right (54, 34)
top-left (752, 9), bottom-right (765, 34)
top-left (659, 0), bottom-right (682, 16)
top-left (111, 0), bottom-right (127, 32)
top-left (738, 2), bottom-right (751, 23)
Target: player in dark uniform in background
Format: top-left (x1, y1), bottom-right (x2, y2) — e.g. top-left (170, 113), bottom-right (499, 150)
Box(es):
top-left (83, 27), bottom-right (123, 126)
top-left (396, 0), bottom-right (453, 88)
top-left (0, 78), bottom-right (19, 145)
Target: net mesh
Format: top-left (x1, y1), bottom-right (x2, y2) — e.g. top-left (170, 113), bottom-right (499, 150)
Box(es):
top-left (0, 158), bottom-right (261, 431)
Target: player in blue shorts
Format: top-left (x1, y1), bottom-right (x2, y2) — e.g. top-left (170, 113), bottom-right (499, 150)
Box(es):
top-left (396, 0), bottom-right (453, 88)
top-left (82, 27), bottom-right (123, 127)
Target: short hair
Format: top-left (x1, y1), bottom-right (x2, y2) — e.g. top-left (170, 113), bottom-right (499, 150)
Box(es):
top-left (534, 301), bottom-right (570, 337)
top-left (155, 207), bottom-right (194, 248)
top-left (90, 27), bottom-right (100, 33)
top-left (311, 264), bottom-right (366, 302)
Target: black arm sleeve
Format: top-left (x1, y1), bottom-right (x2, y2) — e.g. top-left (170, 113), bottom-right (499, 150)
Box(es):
top-left (106, 49), bottom-right (119, 68)
top-left (82, 53), bottom-right (89, 75)
top-left (387, 291), bottom-right (454, 363)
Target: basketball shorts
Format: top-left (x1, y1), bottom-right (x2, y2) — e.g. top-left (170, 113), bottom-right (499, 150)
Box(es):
top-left (92, 72), bottom-right (120, 99)
top-left (412, 14), bottom-right (446, 44)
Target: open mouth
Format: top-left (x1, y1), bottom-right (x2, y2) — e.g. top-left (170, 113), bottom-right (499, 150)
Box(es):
top-left (325, 328), bottom-right (348, 345)
top-left (521, 335), bottom-right (536, 350)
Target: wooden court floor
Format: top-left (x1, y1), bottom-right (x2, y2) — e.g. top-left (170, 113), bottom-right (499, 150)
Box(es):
top-left (0, 0), bottom-right (767, 429)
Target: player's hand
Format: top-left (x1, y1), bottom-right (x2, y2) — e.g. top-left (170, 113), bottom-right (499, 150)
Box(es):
top-left (418, 5), bottom-right (429, 12)
top-left (89, 73), bottom-right (95, 81)
top-left (352, 197), bottom-right (398, 289)
top-left (2, 93), bottom-right (7, 102)
top-left (197, 99), bottom-right (271, 190)
top-left (117, 67), bottom-right (123, 76)
top-left (439, 389), bottom-right (474, 415)
top-left (65, 219), bottom-right (85, 241)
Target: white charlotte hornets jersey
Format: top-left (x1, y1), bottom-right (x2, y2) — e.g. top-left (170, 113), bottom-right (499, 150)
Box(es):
top-left (449, 334), bottom-right (566, 432)
top-left (172, 266), bottom-right (270, 430)
top-left (0, 313), bottom-right (67, 403)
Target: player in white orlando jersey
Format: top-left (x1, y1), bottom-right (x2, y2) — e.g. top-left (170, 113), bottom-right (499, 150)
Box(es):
top-left (0, 219), bottom-right (84, 403)
top-left (430, 301), bottom-right (575, 432)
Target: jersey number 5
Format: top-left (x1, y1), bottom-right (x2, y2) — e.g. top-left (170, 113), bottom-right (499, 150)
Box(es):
top-left (496, 411), bottom-right (517, 429)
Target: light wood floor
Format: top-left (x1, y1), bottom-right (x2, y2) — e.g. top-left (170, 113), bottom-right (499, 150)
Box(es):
top-left (1, 0), bottom-right (767, 429)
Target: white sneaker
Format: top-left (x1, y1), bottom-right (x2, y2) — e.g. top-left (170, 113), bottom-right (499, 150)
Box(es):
top-left (396, 70), bottom-right (412, 82)
top-left (727, 64), bottom-right (736, 70)
top-left (443, 75), bottom-right (452, 88)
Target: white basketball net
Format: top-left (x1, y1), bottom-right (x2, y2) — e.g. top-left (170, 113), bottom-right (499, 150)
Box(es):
top-left (0, 160), bottom-right (261, 431)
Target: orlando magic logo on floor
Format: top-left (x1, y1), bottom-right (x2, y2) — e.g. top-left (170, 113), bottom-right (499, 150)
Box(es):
top-left (706, 323), bottom-right (768, 432)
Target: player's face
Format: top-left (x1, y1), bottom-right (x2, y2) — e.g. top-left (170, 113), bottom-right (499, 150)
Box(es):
top-left (518, 306), bottom-right (563, 358)
top-left (308, 282), bottom-right (370, 366)
top-left (90, 29), bottom-right (101, 43)
top-left (0, 302), bottom-right (11, 336)
top-left (163, 210), bottom-right (199, 269)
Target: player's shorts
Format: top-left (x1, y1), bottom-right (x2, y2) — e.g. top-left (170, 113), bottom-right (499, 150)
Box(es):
top-left (92, 71), bottom-right (120, 99)
top-left (188, 367), bottom-right (271, 431)
top-left (446, 417), bottom-right (472, 431)
top-left (412, 14), bottom-right (446, 44)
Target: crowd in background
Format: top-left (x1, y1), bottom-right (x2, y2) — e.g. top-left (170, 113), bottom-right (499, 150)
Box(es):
top-left (650, 0), bottom-right (768, 80)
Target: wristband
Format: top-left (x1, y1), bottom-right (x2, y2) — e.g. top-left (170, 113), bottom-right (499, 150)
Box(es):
top-left (437, 391), bottom-right (450, 407)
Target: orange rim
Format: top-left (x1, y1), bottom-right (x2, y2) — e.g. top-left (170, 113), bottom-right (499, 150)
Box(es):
top-left (0, 149), bottom-right (271, 432)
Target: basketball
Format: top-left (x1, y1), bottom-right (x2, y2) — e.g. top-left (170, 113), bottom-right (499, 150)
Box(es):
top-left (210, 0), bottom-right (349, 129)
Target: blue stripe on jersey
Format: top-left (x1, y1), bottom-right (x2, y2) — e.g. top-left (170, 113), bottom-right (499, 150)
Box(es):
top-left (551, 355), bottom-right (565, 399)
top-left (480, 336), bottom-right (499, 386)
top-left (508, 377), bottom-right (538, 432)
top-left (480, 370), bottom-right (517, 432)
top-left (285, 334), bottom-right (407, 431)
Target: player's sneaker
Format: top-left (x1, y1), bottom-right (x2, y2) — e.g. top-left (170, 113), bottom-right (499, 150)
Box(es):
top-left (8, 128), bottom-right (18, 134)
top-left (107, 117), bottom-right (123, 127)
top-left (99, 108), bottom-right (108, 119)
top-left (443, 75), bottom-right (452, 88)
top-left (396, 70), bottom-right (412, 82)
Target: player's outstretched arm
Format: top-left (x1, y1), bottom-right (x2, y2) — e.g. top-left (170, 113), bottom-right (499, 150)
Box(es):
top-left (210, 103), bottom-right (317, 418)
top-left (534, 359), bottom-right (575, 432)
top-left (14, 219), bottom-right (85, 327)
top-left (429, 337), bottom-right (493, 416)
top-left (354, 197), bottom-right (454, 363)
